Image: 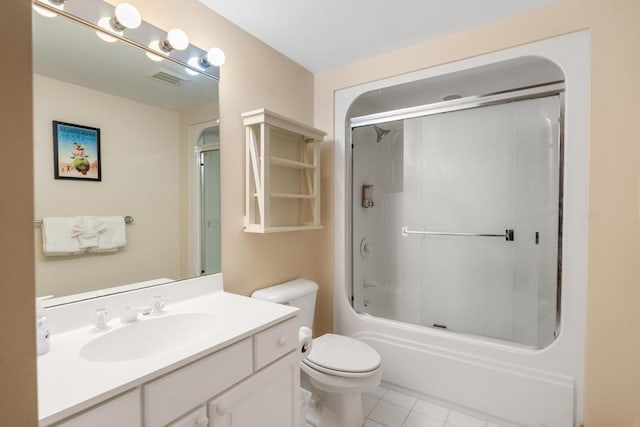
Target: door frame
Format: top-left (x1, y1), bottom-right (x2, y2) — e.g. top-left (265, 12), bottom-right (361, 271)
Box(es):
top-left (187, 119), bottom-right (220, 277)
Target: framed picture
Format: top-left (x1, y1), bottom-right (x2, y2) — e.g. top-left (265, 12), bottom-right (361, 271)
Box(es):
top-left (53, 121), bottom-right (101, 181)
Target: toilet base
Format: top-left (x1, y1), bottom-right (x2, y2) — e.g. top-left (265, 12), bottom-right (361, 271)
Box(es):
top-left (319, 391), bottom-right (364, 427)
top-left (301, 368), bottom-right (380, 427)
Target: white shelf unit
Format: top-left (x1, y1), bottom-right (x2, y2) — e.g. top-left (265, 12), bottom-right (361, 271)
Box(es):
top-left (242, 108), bottom-right (325, 233)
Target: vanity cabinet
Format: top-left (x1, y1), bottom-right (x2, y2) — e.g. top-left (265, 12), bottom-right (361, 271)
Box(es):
top-left (54, 389), bottom-right (141, 427)
top-left (48, 317), bottom-right (300, 427)
top-left (242, 108), bottom-right (325, 233)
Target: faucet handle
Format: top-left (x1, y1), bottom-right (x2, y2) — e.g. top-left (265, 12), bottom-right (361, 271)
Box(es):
top-left (92, 308), bottom-right (110, 331)
top-left (150, 296), bottom-right (165, 315)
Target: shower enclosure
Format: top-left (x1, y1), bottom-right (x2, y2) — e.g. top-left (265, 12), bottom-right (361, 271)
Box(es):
top-left (351, 90), bottom-right (562, 348)
top-left (336, 40), bottom-right (589, 426)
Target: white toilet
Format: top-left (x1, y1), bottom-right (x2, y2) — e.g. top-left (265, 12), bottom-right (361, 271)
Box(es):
top-left (252, 278), bottom-right (382, 427)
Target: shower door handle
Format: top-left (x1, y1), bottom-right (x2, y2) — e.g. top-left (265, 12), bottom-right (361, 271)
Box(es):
top-left (401, 226), bottom-right (515, 241)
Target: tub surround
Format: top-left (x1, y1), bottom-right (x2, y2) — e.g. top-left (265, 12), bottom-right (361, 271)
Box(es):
top-left (333, 32), bottom-right (589, 426)
top-left (38, 274), bottom-right (299, 425)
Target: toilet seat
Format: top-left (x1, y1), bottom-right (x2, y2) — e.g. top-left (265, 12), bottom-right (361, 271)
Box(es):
top-left (302, 334), bottom-right (381, 378)
top-left (301, 358), bottom-right (382, 395)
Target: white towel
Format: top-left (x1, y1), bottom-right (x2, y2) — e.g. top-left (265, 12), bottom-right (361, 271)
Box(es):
top-left (88, 216), bottom-right (127, 252)
top-left (41, 217), bottom-right (84, 256)
top-left (71, 216), bottom-right (106, 249)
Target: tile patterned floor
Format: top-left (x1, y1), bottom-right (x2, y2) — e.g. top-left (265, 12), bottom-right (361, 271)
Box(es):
top-left (361, 386), bottom-right (505, 427)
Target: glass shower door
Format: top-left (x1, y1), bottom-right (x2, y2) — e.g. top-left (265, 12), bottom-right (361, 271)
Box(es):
top-left (403, 103), bottom-right (517, 341)
top-left (404, 96), bottom-right (560, 346)
top-left (352, 95), bottom-right (561, 348)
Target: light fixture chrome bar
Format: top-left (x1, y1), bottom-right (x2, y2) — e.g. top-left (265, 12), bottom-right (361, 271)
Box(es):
top-left (35, 216), bottom-right (134, 225)
top-left (32, 0), bottom-right (219, 80)
top-left (401, 226), bottom-right (515, 241)
top-left (350, 81), bottom-right (564, 129)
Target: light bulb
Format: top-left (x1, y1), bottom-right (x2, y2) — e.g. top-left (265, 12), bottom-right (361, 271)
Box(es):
top-left (186, 57), bottom-right (203, 76)
top-left (146, 41), bottom-right (164, 62)
top-left (114, 3), bottom-right (141, 30)
top-left (96, 17), bottom-right (119, 43)
top-left (33, 0), bottom-right (64, 18)
top-left (163, 29), bottom-right (189, 51)
top-left (33, 5), bottom-right (57, 18)
top-left (204, 47), bottom-right (225, 67)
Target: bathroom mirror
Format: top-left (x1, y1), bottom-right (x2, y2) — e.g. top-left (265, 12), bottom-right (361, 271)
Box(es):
top-left (32, 5), bottom-right (220, 303)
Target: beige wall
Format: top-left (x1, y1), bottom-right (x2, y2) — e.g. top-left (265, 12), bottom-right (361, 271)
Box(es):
top-left (314, 0), bottom-right (640, 424)
top-left (33, 74), bottom-right (181, 297)
top-left (119, 0), bottom-right (325, 333)
top-left (0, 0), bottom-right (37, 425)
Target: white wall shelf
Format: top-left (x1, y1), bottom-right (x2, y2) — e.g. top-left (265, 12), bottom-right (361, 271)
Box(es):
top-left (270, 156), bottom-right (316, 170)
top-left (243, 108), bottom-right (325, 233)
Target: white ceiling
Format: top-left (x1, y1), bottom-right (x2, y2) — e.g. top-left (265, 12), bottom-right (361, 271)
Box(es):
top-left (198, 0), bottom-right (560, 72)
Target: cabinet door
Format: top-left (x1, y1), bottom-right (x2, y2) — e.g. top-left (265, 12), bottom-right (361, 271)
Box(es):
top-left (144, 339), bottom-right (252, 426)
top-left (55, 389), bottom-right (140, 427)
top-left (208, 351), bottom-right (300, 427)
top-left (168, 405), bottom-right (209, 427)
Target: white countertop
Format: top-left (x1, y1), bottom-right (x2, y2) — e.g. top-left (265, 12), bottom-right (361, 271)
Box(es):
top-left (38, 282), bottom-right (298, 425)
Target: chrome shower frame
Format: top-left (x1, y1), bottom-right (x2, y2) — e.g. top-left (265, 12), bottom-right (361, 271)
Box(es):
top-left (348, 80), bottom-right (566, 346)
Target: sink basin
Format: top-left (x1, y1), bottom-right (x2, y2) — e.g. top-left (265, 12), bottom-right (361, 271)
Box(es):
top-left (80, 313), bottom-right (217, 362)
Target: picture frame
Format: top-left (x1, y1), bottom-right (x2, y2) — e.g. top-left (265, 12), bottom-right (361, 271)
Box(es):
top-left (53, 121), bottom-right (101, 181)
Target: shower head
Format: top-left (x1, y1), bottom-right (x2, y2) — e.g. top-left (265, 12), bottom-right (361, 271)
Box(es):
top-left (374, 125), bottom-right (391, 143)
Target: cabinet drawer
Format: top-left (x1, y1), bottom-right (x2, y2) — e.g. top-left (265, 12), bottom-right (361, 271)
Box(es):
top-left (144, 338), bottom-right (252, 427)
top-left (253, 317), bottom-right (299, 370)
top-left (55, 389), bottom-right (140, 427)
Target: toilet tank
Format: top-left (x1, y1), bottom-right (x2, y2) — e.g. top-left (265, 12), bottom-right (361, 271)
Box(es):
top-left (251, 278), bottom-right (318, 330)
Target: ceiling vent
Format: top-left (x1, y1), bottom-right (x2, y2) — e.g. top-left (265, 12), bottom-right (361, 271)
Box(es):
top-left (149, 69), bottom-right (189, 86)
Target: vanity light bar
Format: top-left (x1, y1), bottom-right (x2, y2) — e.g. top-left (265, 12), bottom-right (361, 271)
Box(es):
top-left (31, 0), bottom-right (221, 80)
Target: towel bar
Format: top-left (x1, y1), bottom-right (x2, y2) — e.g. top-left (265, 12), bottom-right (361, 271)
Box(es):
top-left (401, 226), bottom-right (515, 241)
top-left (35, 215), bottom-right (134, 225)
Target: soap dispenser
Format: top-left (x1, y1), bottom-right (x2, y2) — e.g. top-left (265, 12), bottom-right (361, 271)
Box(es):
top-left (35, 296), bottom-right (52, 356)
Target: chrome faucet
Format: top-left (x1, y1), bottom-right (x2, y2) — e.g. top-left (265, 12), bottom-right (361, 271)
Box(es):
top-left (120, 306), bottom-right (152, 323)
top-left (120, 296), bottom-right (165, 323)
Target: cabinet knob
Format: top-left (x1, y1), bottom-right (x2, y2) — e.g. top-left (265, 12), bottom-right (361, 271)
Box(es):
top-left (277, 337), bottom-right (287, 346)
top-left (195, 415), bottom-right (209, 426)
top-left (217, 403), bottom-right (229, 416)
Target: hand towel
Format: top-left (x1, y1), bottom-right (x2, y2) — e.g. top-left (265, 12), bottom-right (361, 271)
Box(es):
top-left (41, 217), bottom-right (84, 256)
top-left (71, 216), bottom-right (106, 249)
top-left (89, 216), bottom-right (127, 252)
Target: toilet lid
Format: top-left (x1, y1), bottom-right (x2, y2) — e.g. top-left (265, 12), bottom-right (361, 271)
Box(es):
top-left (304, 334), bottom-right (381, 373)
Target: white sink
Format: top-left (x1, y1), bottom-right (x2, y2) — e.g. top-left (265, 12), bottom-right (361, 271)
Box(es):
top-left (80, 313), bottom-right (217, 362)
